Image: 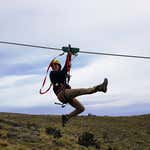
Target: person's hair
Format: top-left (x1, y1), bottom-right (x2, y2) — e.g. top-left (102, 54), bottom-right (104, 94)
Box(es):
top-left (57, 64), bottom-right (61, 70)
top-left (52, 63), bottom-right (61, 70)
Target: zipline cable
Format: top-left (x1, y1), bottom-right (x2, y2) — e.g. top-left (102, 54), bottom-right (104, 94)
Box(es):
top-left (0, 41), bottom-right (62, 51)
top-left (0, 40), bottom-right (150, 60)
top-left (79, 50), bottom-right (150, 59)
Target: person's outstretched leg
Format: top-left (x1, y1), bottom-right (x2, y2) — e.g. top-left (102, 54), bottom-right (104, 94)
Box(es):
top-left (57, 78), bottom-right (108, 104)
top-left (64, 78), bottom-right (108, 100)
top-left (62, 98), bottom-right (84, 127)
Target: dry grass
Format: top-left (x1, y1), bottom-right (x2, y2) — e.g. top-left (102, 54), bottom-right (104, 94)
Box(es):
top-left (0, 112), bottom-right (150, 150)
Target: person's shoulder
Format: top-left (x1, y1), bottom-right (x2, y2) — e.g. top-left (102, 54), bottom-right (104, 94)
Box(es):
top-left (50, 70), bottom-right (54, 75)
top-left (50, 70), bottom-right (56, 73)
top-left (50, 70), bottom-right (60, 74)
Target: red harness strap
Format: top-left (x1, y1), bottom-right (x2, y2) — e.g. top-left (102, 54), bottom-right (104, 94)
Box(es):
top-left (39, 61), bottom-right (52, 94)
top-left (65, 52), bottom-right (72, 83)
top-left (40, 52), bottom-right (64, 95)
top-left (65, 52), bottom-right (72, 72)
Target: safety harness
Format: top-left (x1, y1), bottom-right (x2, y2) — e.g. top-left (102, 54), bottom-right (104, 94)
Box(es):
top-left (39, 45), bottom-right (79, 95)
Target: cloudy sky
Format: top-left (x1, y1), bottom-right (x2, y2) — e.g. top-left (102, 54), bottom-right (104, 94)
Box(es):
top-left (0, 0), bottom-right (150, 116)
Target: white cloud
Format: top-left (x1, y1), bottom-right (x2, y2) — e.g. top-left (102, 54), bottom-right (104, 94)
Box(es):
top-left (1, 0), bottom-right (150, 47)
top-left (71, 56), bottom-right (150, 106)
top-left (0, 74), bottom-right (56, 107)
top-left (1, 56), bottom-right (149, 110)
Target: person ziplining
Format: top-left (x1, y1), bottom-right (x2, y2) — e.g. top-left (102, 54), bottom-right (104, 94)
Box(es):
top-left (40, 45), bottom-right (108, 127)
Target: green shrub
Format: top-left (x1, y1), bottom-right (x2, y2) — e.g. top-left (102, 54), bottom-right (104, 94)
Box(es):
top-left (78, 132), bottom-right (100, 149)
top-left (46, 127), bottom-right (62, 138)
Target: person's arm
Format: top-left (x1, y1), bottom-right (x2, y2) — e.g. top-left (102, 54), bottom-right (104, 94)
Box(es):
top-left (62, 52), bottom-right (72, 72)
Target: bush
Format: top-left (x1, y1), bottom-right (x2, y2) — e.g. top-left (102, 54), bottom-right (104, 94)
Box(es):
top-left (78, 132), bottom-right (99, 148)
top-left (45, 127), bottom-right (62, 138)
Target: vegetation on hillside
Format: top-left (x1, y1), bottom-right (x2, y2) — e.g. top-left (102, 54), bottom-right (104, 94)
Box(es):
top-left (0, 112), bottom-right (150, 150)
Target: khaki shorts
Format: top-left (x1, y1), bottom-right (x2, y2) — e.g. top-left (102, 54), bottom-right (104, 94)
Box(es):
top-left (57, 87), bottom-right (96, 104)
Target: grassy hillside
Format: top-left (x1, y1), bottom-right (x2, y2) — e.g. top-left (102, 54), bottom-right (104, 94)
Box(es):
top-left (0, 112), bottom-right (150, 150)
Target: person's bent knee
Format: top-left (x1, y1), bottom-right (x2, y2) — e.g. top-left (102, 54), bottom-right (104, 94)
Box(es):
top-left (78, 106), bottom-right (85, 113)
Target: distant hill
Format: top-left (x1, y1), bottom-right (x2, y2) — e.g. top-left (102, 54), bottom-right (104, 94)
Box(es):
top-left (0, 112), bottom-right (150, 150)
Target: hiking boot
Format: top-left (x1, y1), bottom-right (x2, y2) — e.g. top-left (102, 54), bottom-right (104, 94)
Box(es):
top-left (95, 78), bottom-right (108, 93)
top-left (102, 78), bottom-right (108, 93)
top-left (62, 115), bottom-right (69, 127)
